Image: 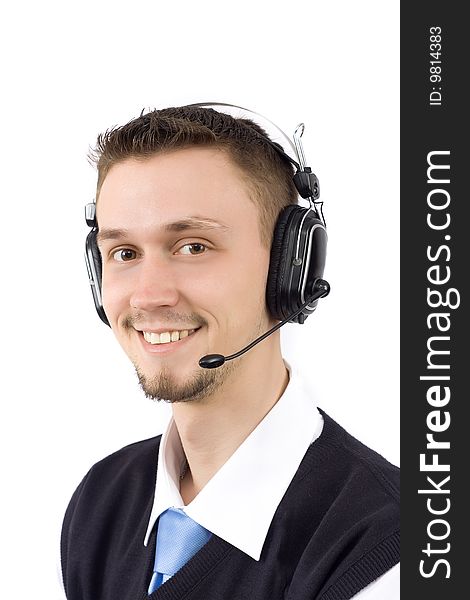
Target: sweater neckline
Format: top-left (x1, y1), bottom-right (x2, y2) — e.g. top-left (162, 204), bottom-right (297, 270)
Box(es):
top-left (145, 534), bottom-right (233, 599)
top-left (143, 410), bottom-right (341, 599)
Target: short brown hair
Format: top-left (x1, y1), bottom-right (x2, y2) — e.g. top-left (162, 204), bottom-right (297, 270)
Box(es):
top-left (88, 105), bottom-right (298, 247)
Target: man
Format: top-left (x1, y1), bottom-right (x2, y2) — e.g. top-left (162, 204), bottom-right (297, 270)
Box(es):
top-left (61, 105), bottom-right (400, 599)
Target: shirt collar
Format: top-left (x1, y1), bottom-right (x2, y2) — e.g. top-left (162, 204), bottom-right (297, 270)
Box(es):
top-left (144, 361), bottom-right (323, 560)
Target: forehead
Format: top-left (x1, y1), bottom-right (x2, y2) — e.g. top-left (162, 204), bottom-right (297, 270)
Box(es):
top-left (96, 147), bottom-right (258, 233)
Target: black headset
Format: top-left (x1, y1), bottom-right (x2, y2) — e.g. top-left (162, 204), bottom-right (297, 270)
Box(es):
top-left (85, 103), bottom-right (327, 328)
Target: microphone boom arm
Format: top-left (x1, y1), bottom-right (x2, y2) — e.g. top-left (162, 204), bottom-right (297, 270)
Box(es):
top-left (199, 278), bottom-right (330, 369)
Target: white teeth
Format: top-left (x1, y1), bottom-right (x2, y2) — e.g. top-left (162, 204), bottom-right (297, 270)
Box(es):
top-left (142, 329), bottom-right (196, 345)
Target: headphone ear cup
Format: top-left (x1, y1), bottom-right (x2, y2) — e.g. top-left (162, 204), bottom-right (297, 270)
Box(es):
top-left (85, 229), bottom-right (110, 326)
top-left (267, 205), bottom-right (327, 323)
top-left (266, 204), bottom-right (299, 320)
top-left (89, 230), bottom-right (103, 288)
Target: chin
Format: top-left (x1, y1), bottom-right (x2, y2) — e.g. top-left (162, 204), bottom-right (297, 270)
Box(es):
top-left (134, 358), bottom-right (237, 403)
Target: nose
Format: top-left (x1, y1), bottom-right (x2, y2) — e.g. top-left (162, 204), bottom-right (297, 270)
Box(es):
top-left (129, 255), bottom-right (180, 312)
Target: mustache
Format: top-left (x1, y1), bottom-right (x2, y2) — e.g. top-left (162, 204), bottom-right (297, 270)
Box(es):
top-left (122, 310), bottom-right (208, 331)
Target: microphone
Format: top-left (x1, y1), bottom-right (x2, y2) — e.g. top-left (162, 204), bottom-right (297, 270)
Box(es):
top-left (199, 278), bottom-right (330, 369)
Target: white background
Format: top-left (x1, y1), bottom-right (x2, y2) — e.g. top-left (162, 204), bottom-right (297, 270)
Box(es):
top-left (1, 1), bottom-right (399, 597)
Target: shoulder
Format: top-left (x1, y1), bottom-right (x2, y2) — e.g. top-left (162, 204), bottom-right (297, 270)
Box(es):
top-left (310, 409), bottom-right (399, 537)
top-left (64, 434), bottom-right (162, 520)
top-left (284, 410), bottom-right (399, 599)
top-left (87, 434), bottom-right (163, 480)
top-left (313, 409), bottom-right (399, 501)
top-left (61, 435), bottom-right (163, 594)
top-left (291, 408), bottom-right (399, 522)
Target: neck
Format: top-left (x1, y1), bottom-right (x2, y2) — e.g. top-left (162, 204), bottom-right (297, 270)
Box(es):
top-left (173, 338), bottom-right (289, 504)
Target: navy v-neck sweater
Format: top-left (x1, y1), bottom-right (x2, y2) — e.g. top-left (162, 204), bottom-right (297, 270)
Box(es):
top-left (61, 410), bottom-right (400, 600)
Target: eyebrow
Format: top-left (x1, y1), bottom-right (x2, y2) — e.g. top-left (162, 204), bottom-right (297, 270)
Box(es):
top-left (95, 217), bottom-right (229, 245)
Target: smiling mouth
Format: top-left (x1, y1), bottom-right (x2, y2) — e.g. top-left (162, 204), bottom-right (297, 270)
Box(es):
top-left (141, 328), bottom-right (199, 345)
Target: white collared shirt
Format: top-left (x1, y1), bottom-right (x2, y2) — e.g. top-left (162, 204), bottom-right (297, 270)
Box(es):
top-left (143, 361), bottom-right (400, 598)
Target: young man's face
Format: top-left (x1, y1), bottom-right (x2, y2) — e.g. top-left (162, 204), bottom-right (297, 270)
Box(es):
top-left (96, 147), bottom-right (274, 403)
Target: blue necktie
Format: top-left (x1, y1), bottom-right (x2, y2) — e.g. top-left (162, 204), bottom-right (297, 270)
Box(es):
top-left (148, 507), bottom-right (212, 594)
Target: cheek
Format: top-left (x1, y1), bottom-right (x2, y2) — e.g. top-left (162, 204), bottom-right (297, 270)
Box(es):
top-left (101, 271), bottom-right (128, 323)
top-left (208, 251), bottom-right (270, 321)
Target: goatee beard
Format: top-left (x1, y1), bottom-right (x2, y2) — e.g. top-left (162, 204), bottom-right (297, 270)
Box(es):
top-left (134, 361), bottom-right (237, 403)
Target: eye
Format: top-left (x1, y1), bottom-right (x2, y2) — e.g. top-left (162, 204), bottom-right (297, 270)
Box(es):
top-left (112, 248), bottom-right (137, 262)
top-left (177, 243), bottom-right (208, 256)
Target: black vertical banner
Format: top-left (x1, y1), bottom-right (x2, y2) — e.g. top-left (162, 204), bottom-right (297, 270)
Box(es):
top-left (401, 3), bottom-right (467, 598)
